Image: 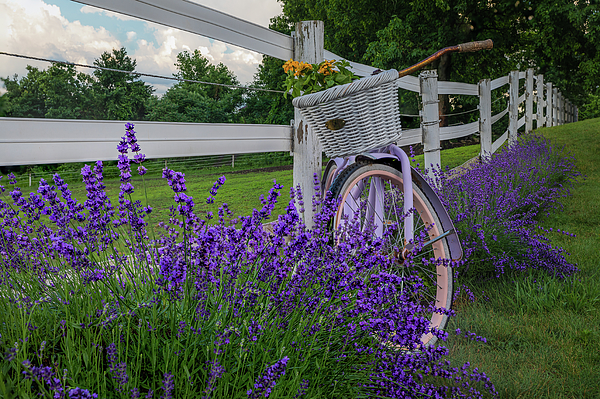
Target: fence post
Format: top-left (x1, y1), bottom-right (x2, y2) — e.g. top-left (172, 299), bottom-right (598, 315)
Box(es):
top-left (552, 88), bottom-right (558, 126)
top-left (536, 74), bottom-right (545, 128)
top-left (419, 70), bottom-right (441, 175)
top-left (478, 78), bottom-right (492, 158)
top-left (557, 93), bottom-right (561, 125)
top-left (546, 83), bottom-right (553, 127)
top-left (292, 20), bottom-right (324, 228)
top-left (559, 94), bottom-right (564, 125)
top-left (525, 68), bottom-right (534, 133)
top-left (508, 71), bottom-right (519, 145)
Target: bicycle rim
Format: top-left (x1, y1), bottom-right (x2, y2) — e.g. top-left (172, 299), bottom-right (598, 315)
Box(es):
top-left (329, 162), bottom-right (452, 347)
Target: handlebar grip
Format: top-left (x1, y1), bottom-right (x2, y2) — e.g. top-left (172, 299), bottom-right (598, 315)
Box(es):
top-left (458, 39), bottom-right (493, 52)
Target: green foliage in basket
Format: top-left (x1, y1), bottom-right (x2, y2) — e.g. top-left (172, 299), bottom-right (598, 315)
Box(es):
top-left (283, 59), bottom-right (359, 98)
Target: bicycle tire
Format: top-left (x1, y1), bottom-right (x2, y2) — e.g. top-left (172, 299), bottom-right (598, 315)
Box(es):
top-left (321, 159), bottom-right (338, 197)
top-left (328, 161), bottom-right (452, 347)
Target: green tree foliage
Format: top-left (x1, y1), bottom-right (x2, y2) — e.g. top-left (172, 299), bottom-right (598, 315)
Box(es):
top-left (91, 47), bottom-right (154, 120)
top-left (525, 1), bottom-right (600, 109)
top-left (1, 63), bottom-right (94, 119)
top-left (0, 93), bottom-right (7, 117)
top-left (278, 0), bottom-right (600, 113)
top-left (239, 15), bottom-right (294, 125)
top-left (146, 50), bottom-right (243, 123)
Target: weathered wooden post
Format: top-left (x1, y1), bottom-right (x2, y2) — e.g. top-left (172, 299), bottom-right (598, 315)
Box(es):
top-left (419, 70), bottom-right (441, 176)
top-left (559, 94), bottom-right (564, 125)
top-left (508, 71), bottom-right (519, 145)
top-left (525, 68), bottom-right (534, 133)
top-left (552, 88), bottom-right (558, 126)
top-left (478, 78), bottom-right (492, 158)
top-left (536, 74), bottom-right (545, 128)
top-left (557, 92), bottom-right (561, 125)
top-left (546, 82), bottom-right (553, 127)
top-left (292, 21), bottom-right (324, 228)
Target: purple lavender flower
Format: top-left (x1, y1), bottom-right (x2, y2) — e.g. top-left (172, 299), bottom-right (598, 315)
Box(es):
top-left (161, 373), bottom-right (174, 399)
top-left (247, 357), bottom-right (288, 399)
top-left (68, 387), bottom-right (99, 399)
top-left (106, 343), bottom-right (129, 391)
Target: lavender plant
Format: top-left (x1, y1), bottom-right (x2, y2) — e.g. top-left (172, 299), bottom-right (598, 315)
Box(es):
top-left (0, 124), bottom-right (495, 398)
top-left (422, 133), bottom-right (581, 280)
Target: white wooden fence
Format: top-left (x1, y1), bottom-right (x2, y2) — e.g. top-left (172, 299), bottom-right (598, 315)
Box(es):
top-left (0, 0), bottom-right (577, 225)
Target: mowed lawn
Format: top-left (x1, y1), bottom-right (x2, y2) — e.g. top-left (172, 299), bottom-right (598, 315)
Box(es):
top-left (445, 118), bottom-right (600, 398)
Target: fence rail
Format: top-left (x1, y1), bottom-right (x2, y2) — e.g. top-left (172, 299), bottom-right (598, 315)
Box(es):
top-left (0, 119), bottom-right (291, 166)
top-left (3, 1), bottom-right (578, 226)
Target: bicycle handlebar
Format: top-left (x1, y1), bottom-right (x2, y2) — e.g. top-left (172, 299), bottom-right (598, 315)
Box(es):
top-left (458, 39), bottom-right (493, 53)
top-left (396, 39), bottom-right (493, 78)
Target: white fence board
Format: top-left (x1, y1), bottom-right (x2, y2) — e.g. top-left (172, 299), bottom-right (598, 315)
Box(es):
top-left (491, 76), bottom-right (509, 90)
top-left (322, 51), bottom-right (422, 95)
top-left (491, 107), bottom-right (509, 124)
top-left (0, 118), bottom-right (291, 166)
top-left (440, 121), bottom-right (479, 141)
top-left (518, 116), bottom-right (525, 128)
top-left (438, 81), bottom-right (478, 96)
top-left (396, 76), bottom-right (420, 93)
top-left (323, 51), bottom-right (378, 77)
top-left (491, 131), bottom-right (508, 153)
top-left (72, 0), bottom-right (293, 60)
top-left (396, 128), bottom-right (422, 147)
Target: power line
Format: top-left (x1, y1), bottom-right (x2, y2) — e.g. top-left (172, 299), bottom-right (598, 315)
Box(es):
top-left (0, 51), bottom-right (286, 94)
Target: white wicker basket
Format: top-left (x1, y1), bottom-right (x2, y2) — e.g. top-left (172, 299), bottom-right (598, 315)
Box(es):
top-left (292, 69), bottom-right (402, 158)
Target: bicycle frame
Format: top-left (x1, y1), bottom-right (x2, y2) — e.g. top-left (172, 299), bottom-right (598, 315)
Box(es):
top-left (325, 144), bottom-right (463, 261)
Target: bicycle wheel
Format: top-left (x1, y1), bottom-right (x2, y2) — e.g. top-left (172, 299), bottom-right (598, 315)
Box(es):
top-left (328, 161), bottom-right (452, 347)
top-left (321, 160), bottom-right (338, 197)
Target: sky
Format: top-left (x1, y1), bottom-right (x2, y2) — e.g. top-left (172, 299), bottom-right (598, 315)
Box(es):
top-left (0, 0), bottom-right (284, 95)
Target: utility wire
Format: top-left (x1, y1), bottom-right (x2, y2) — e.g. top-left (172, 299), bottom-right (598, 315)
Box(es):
top-left (0, 51), bottom-right (286, 94)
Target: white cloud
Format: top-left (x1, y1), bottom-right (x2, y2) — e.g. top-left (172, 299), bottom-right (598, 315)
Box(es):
top-left (79, 5), bottom-right (140, 22)
top-left (1, 0), bottom-right (121, 83)
top-left (188, 0), bottom-right (282, 27)
top-left (132, 24), bottom-right (262, 88)
top-left (1, 0), bottom-right (280, 95)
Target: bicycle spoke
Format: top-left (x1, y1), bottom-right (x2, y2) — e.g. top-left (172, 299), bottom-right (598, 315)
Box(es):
top-left (332, 162), bottom-right (452, 347)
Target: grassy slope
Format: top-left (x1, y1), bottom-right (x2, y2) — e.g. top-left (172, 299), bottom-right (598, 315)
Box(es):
top-left (445, 118), bottom-right (600, 398)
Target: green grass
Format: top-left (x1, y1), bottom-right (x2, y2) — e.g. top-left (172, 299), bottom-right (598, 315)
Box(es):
top-left (11, 121), bottom-right (598, 397)
top-left (445, 118), bottom-right (600, 398)
top-left (15, 143), bottom-right (478, 226)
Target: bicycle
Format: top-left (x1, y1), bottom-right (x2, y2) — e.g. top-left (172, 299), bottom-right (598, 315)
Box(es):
top-left (292, 40), bottom-right (493, 346)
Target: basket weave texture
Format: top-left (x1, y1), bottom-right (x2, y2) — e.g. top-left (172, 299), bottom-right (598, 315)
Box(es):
top-left (292, 69), bottom-right (402, 158)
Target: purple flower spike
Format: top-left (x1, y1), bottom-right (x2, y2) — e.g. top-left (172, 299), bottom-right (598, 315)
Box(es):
top-left (161, 373), bottom-right (174, 399)
top-left (247, 357), bottom-right (289, 399)
top-left (68, 387), bottom-right (99, 399)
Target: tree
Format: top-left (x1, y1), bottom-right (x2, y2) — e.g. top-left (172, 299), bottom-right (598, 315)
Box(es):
top-left (524, 1), bottom-right (600, 108)
top-left (278, 0), bottom-right (600, 113)
top-left (1, 63), bottom-right (94, 119)
top-left (0, 93), bottom-right (7, 117)
top-left (146, 50), bottom-right (243, 123)
top-left (92, 47), bottom-right (154, 120)
top-left (279, 0), bottom-right (530, 126)
top-left (238, 15), bottom-right (294, 125)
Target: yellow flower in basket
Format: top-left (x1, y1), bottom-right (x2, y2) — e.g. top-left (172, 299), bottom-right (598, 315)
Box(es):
top-left (283, 59), bottom-right (358, 98)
